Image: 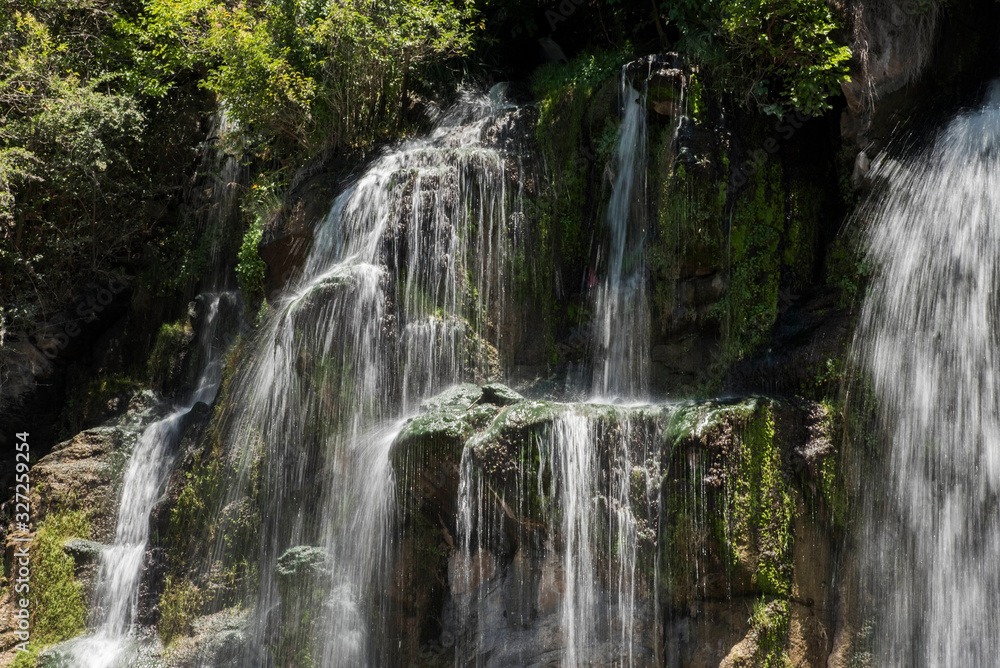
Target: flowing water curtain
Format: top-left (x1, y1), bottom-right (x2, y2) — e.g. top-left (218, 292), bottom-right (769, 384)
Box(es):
top-left (453, 406), bottom-right (664, 666)
top-left (854, 82), bottom-right (1000, 666)
top-left (592, 68), bottom-right (653, 399)
top-left (189, 92), bottom-right (527, 666)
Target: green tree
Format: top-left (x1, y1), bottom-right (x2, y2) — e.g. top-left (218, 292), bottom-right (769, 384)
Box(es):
top-left (663, 0), bottom-right (851, 116)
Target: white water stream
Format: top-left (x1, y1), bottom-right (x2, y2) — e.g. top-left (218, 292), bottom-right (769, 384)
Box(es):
top-left (855, 81), bottom-right (1000, 666)
top-left (592, 75), bottom-right (651, 399)
top-left (63, 291), bottom-right (236, 667)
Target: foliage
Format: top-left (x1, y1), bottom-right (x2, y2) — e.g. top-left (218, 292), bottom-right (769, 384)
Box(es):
top-left (0, 0), bottom-right (477, 331)
top-left (236, 175), bottom-right (281, 303)
top-left (17, 508), bottom-right (91, 665)
top-left (159, 575), bottom-right (204, 644)
top-left (0, 0), bottom-right (212, 325)
top-left (202, 0), bottom-right (476, 156)
top-left (663, 0), bottom-right (851, 116)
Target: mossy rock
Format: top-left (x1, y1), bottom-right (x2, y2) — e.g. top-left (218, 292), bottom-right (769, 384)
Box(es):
top-left (392, 385), bottom-right (486, 515)
top-left (660, 398), bottom-right (797, 605)
top-left (481, 383), bottom-right (523, 407)
top-left (148, 319), bottom-right (195, 395)
top-left (62, 538), bottom-right (104, 564)
top-left (275, 546), bottom-right (331, 602)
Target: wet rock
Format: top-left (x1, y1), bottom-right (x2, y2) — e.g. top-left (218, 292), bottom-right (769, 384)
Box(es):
top-left (393, 385), bottom-right (484, 516)
top-left (161, 608), bottom-right (255, 668)
top-left (27, 427), bottom-right (125, 533)
top-left (481, 383), bottom-right (523, 407)
top-left (724, 289), bottom-right (852, 397)
top-left (273, 546), bottom-right (332, 665)
top-left (275, 545), bottom-right (330, 586)
top-left (63, 538), bottom-right (105, 564)
top-left (391, 389), bottom-right (842, 667)
top-left (624, 54), bottom-right (687, 117)
top-left (137, 546), bottom-right (169, 626)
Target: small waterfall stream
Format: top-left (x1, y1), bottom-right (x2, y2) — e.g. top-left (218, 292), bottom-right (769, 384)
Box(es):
top-left (63, 291), bottom-right (238, 667)
top-left (453, 404), bottom-right (662, 666)
top-left (553, 415), bottom-right (598, 666)
top-left (855, 82), bottom-right (1000, 665)
top-left (449, 68), bottom-right (664, 666)
top-left (592, 73), bottom-right (651, 399)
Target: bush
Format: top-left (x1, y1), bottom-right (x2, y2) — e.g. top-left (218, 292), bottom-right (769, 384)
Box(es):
top-left (664, 0), bottom-right (851, 116)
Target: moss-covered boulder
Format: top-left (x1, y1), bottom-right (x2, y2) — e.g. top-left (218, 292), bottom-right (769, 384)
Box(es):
top-left (659, 397), bottom-right (840, 667)
top-left (391, 384), bottom-right (486, 515)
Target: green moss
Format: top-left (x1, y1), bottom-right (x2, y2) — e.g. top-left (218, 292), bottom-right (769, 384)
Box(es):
top-left (11, 646), bottom-right (40, 668)
top-left (727, 401), bottom-right (795, 596)
top-left (164, 393), bottom-right (263, 610)
top-left (533, 51), bottom-right (625, 171)
top-left (148, 318), bottom-right (192, 388)
top-left (526, 50), bottom-right (628, 369)
top-left (23, 509), bottom-right (91, 659)
top-left (647, 124), bottom-right (727, 338)
top-left (749, 597), bottom-right (792, 667)
top-left (159, 574), bottom-right (203, 645)
top-left (687, 72), bottom-right (706, 123)
top-left (782, 179), bottom-right (823, 292)
top-left (661, 399), bottom-right (796, 606)
top-left (714, 162), bottom-right (784, 369)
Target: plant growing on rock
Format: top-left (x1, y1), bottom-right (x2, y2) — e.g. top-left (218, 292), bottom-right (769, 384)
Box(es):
top-left (663, 0), bottom-right (851, 116)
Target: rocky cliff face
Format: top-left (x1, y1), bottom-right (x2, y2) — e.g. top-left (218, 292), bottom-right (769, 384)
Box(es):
top-left (387, 384), bottom-right (846, 667)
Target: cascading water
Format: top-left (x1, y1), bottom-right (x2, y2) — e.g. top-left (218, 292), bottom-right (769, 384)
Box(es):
top-left (196, 91), bottom-right (523, 666)
top-left (854, 81), bottom-right (1000, 666)
top-left (447, 66), bottom-right (668, 666)
top-left (453, 406), bottom-right (661, 666)
top-left (61, 291), bottom-right (239, 667)
top-left (592, 72), bottom-right (651, 399)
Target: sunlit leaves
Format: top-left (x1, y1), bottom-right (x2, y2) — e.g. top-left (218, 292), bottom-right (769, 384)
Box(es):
top-left (663, 0), bottom-right (851, 117)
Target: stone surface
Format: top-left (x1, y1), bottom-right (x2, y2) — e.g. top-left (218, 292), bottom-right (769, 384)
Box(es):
top-left (389, 386), bottom-right (844, 667)
top-left (162, 608), bottom-right (256, 668)
top-left (63, 538), bottom-right (106, 564)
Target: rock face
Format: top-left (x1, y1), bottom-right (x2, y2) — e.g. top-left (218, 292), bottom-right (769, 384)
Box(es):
top-left (840, 0), bottom-right (1000, 147)
top-left (160, 609), bottom-right (256, 668)
top-left (389, 384), bottom-right (845, 667)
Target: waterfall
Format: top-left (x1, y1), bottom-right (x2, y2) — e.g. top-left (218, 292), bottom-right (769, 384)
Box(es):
top-left (554, 415), bottom-right (598, 666)
top-left (196, 90), bottom-right (523, 666)
top-left (854, 81), bottom-right (1000, 666)
top-left (61, 291), bottom-right (239, 667)
top-left (453, 406), bottom-right (661, 666)
top-left (592, 72), bottom-right (651, 399)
